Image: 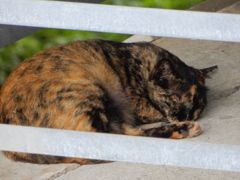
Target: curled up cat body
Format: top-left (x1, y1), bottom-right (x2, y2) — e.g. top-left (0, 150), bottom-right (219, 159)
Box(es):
top-left (0, 39), bottom-right (217, 164)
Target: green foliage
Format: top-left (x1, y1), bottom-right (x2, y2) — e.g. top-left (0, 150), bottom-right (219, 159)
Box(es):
top-left (0, 0), bottom-right (206, 87)
top-left (104, 0), bottom-right (205, 9)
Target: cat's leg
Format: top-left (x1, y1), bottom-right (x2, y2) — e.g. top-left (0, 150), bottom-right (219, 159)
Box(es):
top-left (125, 95), bottom-right (201, 139)
top-left (123, 121), bottom-right (201, 139)
top-left (142, 121), bottom-right (201, 139)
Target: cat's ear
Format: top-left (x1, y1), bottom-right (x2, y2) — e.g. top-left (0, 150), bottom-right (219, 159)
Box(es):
top-left (199, 65), bottom-right (218, 78)
top-left (149, 58), bottom-right (175, 81)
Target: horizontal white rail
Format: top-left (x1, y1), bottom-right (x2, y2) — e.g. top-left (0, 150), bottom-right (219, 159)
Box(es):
top-left (0, 0), bottom-right (240, 43)
top-left (0, 124), bottom-right (240, 172)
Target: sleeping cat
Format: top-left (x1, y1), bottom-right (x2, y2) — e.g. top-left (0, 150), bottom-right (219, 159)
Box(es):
top-left (0, 39), bottom-right (217, 164)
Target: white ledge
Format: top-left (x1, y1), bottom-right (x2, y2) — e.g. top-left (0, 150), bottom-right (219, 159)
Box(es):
top-left (0, 124), bottom-right (240, 172)
top-left (0, 0), bottom-right (240, 42)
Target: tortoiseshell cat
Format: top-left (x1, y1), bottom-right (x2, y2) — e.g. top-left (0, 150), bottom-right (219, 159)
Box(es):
top-left (0, 39), bottom-right (217, 164)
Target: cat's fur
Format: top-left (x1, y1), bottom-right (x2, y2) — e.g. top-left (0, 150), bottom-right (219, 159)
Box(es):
top-left (0, 39), bottom-right (217, 164)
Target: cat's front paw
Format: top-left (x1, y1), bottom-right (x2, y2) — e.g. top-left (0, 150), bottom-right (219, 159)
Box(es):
top-left (170, 121), bottom-right (201, 139)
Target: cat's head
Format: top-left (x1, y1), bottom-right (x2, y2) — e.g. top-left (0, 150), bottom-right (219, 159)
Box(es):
top-left (149, 56), bottom-right (217, 121)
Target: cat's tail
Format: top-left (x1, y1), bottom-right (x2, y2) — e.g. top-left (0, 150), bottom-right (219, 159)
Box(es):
top-left (4, 151), bottom-right (110, 164)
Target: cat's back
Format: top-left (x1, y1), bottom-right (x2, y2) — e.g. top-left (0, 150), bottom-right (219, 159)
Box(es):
top-left (0, 40), bottom-right (122, 96)
top-left (1, 39), bottom-right (161, 98)
top-left (0, 40), bottom-right (135, 129)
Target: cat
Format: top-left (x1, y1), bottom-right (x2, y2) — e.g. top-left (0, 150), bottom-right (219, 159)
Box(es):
top-left (0, 39), bottom-right (217, 164)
